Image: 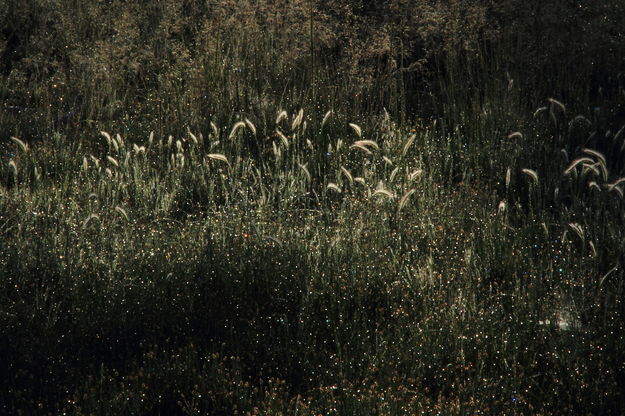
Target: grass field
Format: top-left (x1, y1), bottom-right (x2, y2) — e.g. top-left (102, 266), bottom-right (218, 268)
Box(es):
top-left (1, 1), bottom-right (625, 414)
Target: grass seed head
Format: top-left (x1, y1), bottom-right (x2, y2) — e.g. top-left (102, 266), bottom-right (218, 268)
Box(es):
top-left (402, 134), bottom-right (416, 156)
top-left (298, 163), bottom-right (311, 183)
top-left (564, 157), bottom-right (594, 175)
top-left (398, 188), bottom-right (415, 212)
top-left (10, 137), bottom-right (29, 153)
top-left (349, 123), bottom-right (362, 137)
top-left (276, 130), bottom-right (289, 148)
top-left (321, 110), bottom-right (332, 129)
top-left (229, 121), bottom-right (246, 139)
top-left (210, 122), bottom-right (219, 138)
top-left (245, 118), bottom-right (257, 136)
top-left (340, 166), bottom-right (353, 186)
top-left (521, 168), bottom-right (539, 184)
top-left (115, 206), bottom-right (129, 222)
top-left (327, 182), bottom-right (341, 193)
top-left (207, 153), bottom-right (230, 167)
top-left (292, 109), bottom-right (304, 130)
top-left (276, 110), bottom-right (288, 125)
top-left (106, 156), bottom-right (119, 168)
top-left (8, 160), bottom-right (17, 178)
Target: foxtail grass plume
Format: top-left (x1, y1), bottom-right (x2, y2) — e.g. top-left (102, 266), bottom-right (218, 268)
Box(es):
top-left (8, 160), bottom-right (17, 178)
top-left (245, 119), bottom-right (256, 136)
top-left (568, 222), bottom-right (584, 241)
top-left (321, 110), bottom-right (332, 129)
top-left (298, 163), bottom-right (311, 183)
top-left (292, 109), bottom-right (304, 130)
top-left (207, 153), bottom-right (230, 167)
top-left (272, 142), bottom-right (281, 161)
top-left (276, 110), bottom-right (288, 125)
top-left (564, 157), bottom-right (594, 175)
top-left (402, 134), bottom-right (416, 156)
top-left (229, 121), bottom-right (246, 139)
top-left (349, 123), bottom-right (362, 137)
top-left (533, 106), bottom-right (547, 118)
top-left (548, 98), bottom-right (566, 113)
top-left (350, 143), bottom-right (372, 155)
top-left (505, 167), bottom-right (511, 190)
top-left (351, 140), bottom-right (379, 151)
top-left (82, 214), bottom-right (100, 229)
top-left (498, 200), bottom-right (507, 214)
top-left (582, 148), bottom-right (606, 167)
top-left (389, 167), bottom-right (399, 182)
top-left (106, 156), bottom-right (119, 168)
top-left (521, 168), bottom-right (539, 184)
top-left (10, 137), bottom-right (29, 153)
top-left (210, 122), bottom-right (219, 138)
top-left (101, 131), bottom-right (112, 147)
top-left (398, 189), bottom-right (415, 212)
top-left (90, 155), bottom-right (100, 168)
top-left (340, 166), bottom-right (353, 186)
top-left (115, 206), bottom-right (129, 222)
top-left (327, 183), bottom-right (341, 193)
top-left (187, 129), bottom-right (199, 145)
top-left (588, 181), bottom-right (601, 192)
top-left (408, 169), bottom-right (423, 182)
top-left (609, 185), bottom-right (623, 198)
top-left (276, 130), bottom-right (289, 148)
top-left (373, 181), bottom-right (395, 200)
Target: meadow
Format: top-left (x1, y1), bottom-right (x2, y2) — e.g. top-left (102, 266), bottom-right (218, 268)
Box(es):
top-left (1, 1), bottom-right (624, 414)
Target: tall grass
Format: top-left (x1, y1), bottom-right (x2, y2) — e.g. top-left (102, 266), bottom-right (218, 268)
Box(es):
top-left (1, 1), bottom-right (625, 414)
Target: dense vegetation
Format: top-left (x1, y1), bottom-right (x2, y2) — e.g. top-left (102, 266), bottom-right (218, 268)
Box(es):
top-left (1, 1), bottom-right (625, 414)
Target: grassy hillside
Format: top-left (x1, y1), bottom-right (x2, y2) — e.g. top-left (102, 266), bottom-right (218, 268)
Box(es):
top-left (1, 1), bottom-right (625, 414)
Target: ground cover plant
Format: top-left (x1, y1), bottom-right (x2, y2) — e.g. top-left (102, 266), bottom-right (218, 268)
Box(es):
top-left (1, 1), bottom-right (625, 414)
